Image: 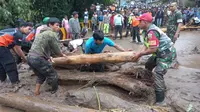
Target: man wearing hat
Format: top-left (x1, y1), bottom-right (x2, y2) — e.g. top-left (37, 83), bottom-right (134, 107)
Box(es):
top-left (133, 13), bottom-right (176, 104)
top-left (69, 11), bottom-right (81, 40)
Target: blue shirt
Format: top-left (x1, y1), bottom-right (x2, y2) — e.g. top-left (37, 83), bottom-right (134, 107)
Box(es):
top-left (85, 37), bottom-right (115, 54)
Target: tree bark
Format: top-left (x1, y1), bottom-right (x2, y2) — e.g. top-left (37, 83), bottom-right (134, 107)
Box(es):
top-left (0, 93), bottom-right (99, 112)
top-left (52, 52), bottom-right (136, 65)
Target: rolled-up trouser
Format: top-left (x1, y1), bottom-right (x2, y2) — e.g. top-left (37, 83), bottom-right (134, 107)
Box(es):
top-left (27, 55), bottom-right (58, 88)
top-left (103, 23), bottom-right (109, 34)
top-left (0, 47), bottom-right (19, 83)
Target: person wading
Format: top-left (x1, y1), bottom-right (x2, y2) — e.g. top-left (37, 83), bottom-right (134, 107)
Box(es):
top-left (27, 17), bottom-right (66, 96)
top-left (0, 22), bottom-right (32, 85)
top-left (133, 13), bottom-right (176, 105)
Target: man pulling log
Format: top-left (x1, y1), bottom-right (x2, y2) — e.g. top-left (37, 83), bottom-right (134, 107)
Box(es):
top-left (27, 17), bottom-right (66, 96)
top-left (82, 30), bottom-right (126, 72)
top-left (132, 13), bottom-right (176, 105)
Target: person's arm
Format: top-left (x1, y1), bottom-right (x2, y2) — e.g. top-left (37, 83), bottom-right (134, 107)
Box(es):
top-left (174, 23), bottom-right (182, 37)
top-left (78, 19), bottom-right (81, 32)
top-left (69, 19), bottom-right (74, 33)
top-left (62, 19), bottom-right (64, 27)
top-left (138, 47), bottom-right (157, 56)
top-left (134, 31), bottom-right (159, 60)
top-left (113, 44), bottom-right (125, 52)
top-left (174, 12), bottom-right (183, 40)
top-left (13, 45), bottom-right (26, 62)
top-left (13, 32), bottom-right (26, 62)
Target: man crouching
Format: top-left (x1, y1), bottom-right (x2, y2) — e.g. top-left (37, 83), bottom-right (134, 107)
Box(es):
top-left (27, 17), bottom-right (65, 96)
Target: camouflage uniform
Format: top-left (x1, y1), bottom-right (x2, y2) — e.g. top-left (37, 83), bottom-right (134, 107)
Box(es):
top-left (27, 27), bottom-right (62, 91)
top-left (166, 10), bottom-right (183, 43)
top-left (142, 24), bottom-right (176, 102)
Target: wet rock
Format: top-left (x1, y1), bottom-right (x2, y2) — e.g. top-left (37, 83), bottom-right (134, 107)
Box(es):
top-left (137, 55), bottom-right (151, 65)
top-left (192, 47), bottom-right (200, 54)
top-left (120, 62), bottom-right (136, 72)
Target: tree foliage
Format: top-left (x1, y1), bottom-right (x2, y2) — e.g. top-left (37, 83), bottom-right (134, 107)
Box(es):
top-left (0, 0), bottom-right (34, 28)
top-left (0, 0), bottom-right (115, 29)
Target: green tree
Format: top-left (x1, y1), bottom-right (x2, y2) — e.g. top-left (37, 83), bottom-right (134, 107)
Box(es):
top-left (31, 0), bottom-right (115, 22)
top-left (0, 0), bottom-right (115, 29)
top-left (0, 0), bottom-right (34, 29)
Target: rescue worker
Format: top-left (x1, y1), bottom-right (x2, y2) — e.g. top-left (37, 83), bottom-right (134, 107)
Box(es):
top-left (0, 22), bottom-right (33, 84)
top-left (27, 17), bottom-right (66, 96)
top-left (166, 2), bottom-right (183, 68)
top-left (114, 11), bottom-right (124, 40)
top-left (132, 13), bottom-right (142, 43)
top-left (166, 2), bottom-right (183, 43)
top-left (84, 30), bottom-right (126, 72)
top-left (125, 13), bottom-right (133, 37)
top-left (133, 13), bottom-right (176, 104)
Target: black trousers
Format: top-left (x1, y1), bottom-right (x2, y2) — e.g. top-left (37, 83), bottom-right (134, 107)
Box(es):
top-left (0, 47), bottom-right (19, 83)
top-left (114, 25), bottom-right (122, 39)
top-left (125, 24), bottom-right (132, 37)
top-left (132, 26), bottom-right (141, 42)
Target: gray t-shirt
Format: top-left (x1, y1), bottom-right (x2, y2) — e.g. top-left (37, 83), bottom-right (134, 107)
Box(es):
top-left (69, 18), bottom-right (81, 33)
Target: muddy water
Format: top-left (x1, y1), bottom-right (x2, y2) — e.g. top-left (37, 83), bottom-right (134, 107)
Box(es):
top-left (1, 30), bottom-right (200, 111)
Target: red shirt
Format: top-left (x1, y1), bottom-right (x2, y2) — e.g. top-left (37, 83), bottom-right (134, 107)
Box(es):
top-left (110, 15), bottom-right (115, 26)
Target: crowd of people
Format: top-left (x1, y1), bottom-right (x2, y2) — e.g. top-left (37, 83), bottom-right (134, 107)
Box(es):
top-left (0, 1), bottom-right (197, 106)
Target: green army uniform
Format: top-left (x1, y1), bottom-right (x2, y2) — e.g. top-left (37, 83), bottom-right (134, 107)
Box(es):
top-left (166, 10), bottom-right (183, 43)
top-left (142, 24), bottom-right (176, 102)
top-left (27, 27), bottom-right (62, 92)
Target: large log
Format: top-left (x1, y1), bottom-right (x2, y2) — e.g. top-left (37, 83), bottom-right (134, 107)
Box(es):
top-left (0, 93), bottom-right (99, 112)
top-left (52, 52), bottom-right (135, 65)
top-left (57, 69), bottom-right (155, 104)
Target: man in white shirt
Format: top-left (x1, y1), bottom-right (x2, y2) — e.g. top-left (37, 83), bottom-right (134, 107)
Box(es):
top-left (114, 11), bottom-right (124, 39)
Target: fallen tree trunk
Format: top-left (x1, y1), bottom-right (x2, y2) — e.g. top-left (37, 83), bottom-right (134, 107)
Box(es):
top-left (58, 69), bottom-right (155, 104)
top-left (52, 52), bottom-right (136, 65)
top-left (0, 93), bottom-right (99, 112)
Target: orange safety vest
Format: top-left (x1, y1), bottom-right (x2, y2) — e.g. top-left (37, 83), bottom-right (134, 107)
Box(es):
top-left (132, 16), bottom-right (140, 27)
top-left (0, 34), bottom-right (14, 47)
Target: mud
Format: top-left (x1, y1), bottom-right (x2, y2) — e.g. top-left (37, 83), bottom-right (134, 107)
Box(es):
top-left (0, 30), bottom-right (200, 112)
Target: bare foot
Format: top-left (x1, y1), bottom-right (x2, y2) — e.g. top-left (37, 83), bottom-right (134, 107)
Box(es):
top-left (34, 91), bottom-right (40, 96)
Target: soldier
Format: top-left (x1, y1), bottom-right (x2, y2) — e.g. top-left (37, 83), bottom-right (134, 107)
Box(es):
top-left (133, 13), bottom-right (176, 104)
top-left (166, 2), bottom-right (183, 68)
top-left (27, 17), bottom-right (66, 96)
top-left (166, 2), bottom-right (183, 43)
